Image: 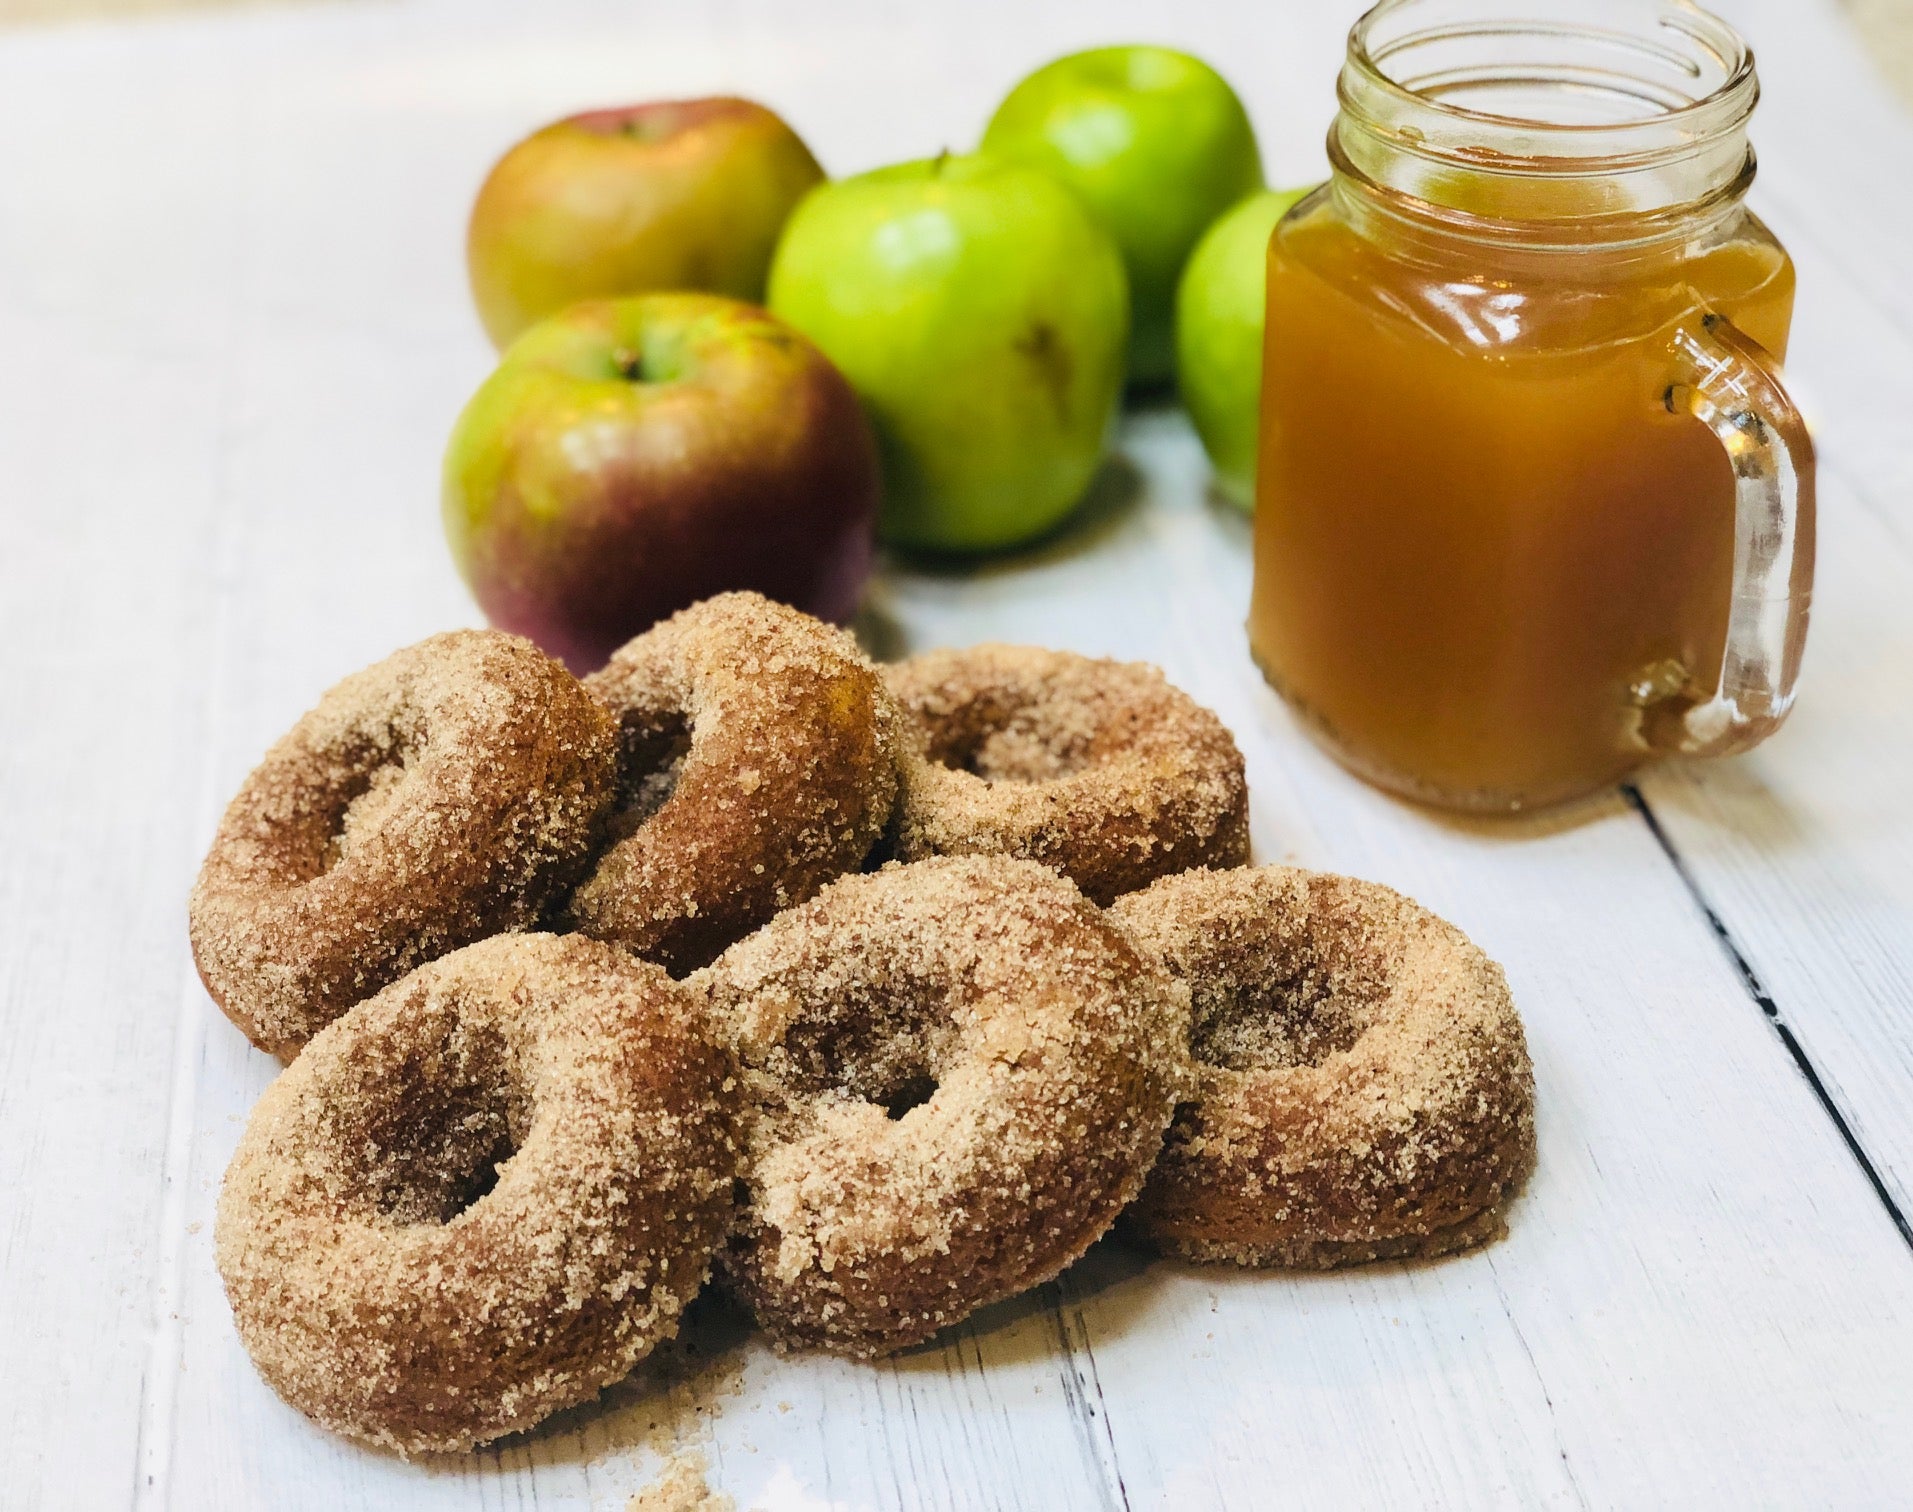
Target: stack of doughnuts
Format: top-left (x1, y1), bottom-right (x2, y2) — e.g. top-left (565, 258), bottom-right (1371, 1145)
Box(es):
top-left (192, 591), bottom-right (1535, 1454)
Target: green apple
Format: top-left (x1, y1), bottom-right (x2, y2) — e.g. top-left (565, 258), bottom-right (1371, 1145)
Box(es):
top-left (767, 153), bottom-right (1127, 553)
top-left (1176, 185), bottom-right (1312, 509)
top-left (981, 46), bottom-right (1263, 387)
top-left (467, 97), bottom-right (824, 349)
top-left (443, 293), bottom-right (879, 672)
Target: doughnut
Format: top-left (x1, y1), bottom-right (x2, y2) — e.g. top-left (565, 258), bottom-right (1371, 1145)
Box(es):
top-left (697, 855), bottom-right (1191, 1356)
top-left (189, 630), bottom-right (618, 1059)
top-left (884, 645), bottom-right (1249, 905)
top-left (215, 932), bottom-right (738, 1455)
top-left (564, 592), bottom-right (900, 973)
top-left (1108, 866), bottom-right (1536, 1267)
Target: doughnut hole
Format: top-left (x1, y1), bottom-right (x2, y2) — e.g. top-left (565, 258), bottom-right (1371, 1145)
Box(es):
top-left (919, 688), bottom-right (1099, 784)
top-left (879, 1074), bottom-right (938, 1119)
top-left (1190, 959), bottom-right (1384, 1072)
top-left (335, 1014), bottom-right (531, 1226)
top-left (1186, 894), bottom-right (1392, 1072)
top-left (754, 975), bottom-right (962, 1122)
top-left (605, 710), bottom-right (694, 840)
top-left (293, 711), bottom-right (426, 878)
top-left (321, 746), bottom-right (413, 872)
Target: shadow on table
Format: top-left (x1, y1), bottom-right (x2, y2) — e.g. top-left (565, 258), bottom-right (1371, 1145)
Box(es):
top-left (477, 1237), bottom-right (1165, 1463)
top-left (1402, 759), bottom-right (1815, 854)
top-left (850, 452), bottom-right (1147, 666)
top-left (886, 1231), bottom-right (1159, 1374)
top-left (470, 1288), bottom-right (756, 1468)
top-left (1407, 784), bottom-right (1635, 842)
top-left (1635, 758), bottom-right (1817, 856)
top-left (465, 1205), bottom-right (1550, 1471)
top-left (1328, 715), bottom-right (1820, 851)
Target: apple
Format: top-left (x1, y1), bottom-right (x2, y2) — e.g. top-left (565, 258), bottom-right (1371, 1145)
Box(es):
top-left (1176, 185), bottom-right (1312, 509)
top-left (442, 293), bottom-right (879, 672)
top-left (466, 97), bottom-right (825, 349)
top-left (767, 153), bottom-right (1127, 554)
top-left (981, 46), bottom-right (1263, 388)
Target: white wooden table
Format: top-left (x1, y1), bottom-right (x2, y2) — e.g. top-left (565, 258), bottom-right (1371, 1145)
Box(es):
top-left (4, 1), bottom-right (1911, 1507)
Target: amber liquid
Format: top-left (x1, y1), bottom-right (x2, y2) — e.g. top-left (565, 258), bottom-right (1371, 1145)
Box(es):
top-left (1249, 189), bottom-right (1796, 811)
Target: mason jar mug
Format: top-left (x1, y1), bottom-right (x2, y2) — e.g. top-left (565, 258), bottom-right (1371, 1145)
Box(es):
top-left (1249, 0), bottom-right (1814, 812)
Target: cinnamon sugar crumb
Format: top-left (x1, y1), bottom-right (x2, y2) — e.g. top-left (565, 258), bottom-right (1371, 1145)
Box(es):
top-left (627, 1451), bottom-right (733, 1512)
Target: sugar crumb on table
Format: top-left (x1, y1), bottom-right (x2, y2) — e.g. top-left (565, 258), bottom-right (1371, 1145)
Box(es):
top-left (627, 1450), bottom-right (734, 1512)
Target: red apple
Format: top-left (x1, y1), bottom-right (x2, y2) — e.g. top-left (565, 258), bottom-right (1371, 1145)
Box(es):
top-left (467, 97), bottom-right (825, 349)
top-left (442, 293), bottom-right (879, 672)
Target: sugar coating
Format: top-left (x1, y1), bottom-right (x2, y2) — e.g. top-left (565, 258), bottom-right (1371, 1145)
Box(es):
top-left (884, 645), bottom-right (1250, 904)
top-left (566, 592), bottom-right (901, 974)
top-left (215, 933), bottom-right (739, 1455)
top-left (627, 1451), bottom-right (734, 1512)
top-left (203, 602), bottom-right (1537, 1449)
top-left (1108, 867), bottom-right (1536, 1267)
top-left (188, 629), bottom-right (619, 1059)
top-left (693, 855), bottom-right (1194, 1357)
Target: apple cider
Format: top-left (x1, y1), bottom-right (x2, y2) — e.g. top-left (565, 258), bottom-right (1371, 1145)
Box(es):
top-left (1250, 0), bottom-right (1814, 812)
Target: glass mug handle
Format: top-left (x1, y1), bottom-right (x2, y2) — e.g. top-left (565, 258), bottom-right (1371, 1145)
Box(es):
top-left (1639, 312), bottom-right (1817, 758)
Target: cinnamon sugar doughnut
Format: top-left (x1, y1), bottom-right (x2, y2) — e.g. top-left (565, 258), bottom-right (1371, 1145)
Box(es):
top-left (564, 593), bottom-right (900, 973)
top-left (216, 932), bottom-right (738, 1455)
top-left (189, 631), bottom-right (618, 1059)
top-left (697, 855), bottom-right (1191, 1356)
top-left (884, 645), bottom-right (1249, 904)
top-left (1108, 867), bottom-right (1535, 1267)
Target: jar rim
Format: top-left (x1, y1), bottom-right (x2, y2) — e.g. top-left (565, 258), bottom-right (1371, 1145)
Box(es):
top-left (1344, 0), bottom-right (1757, 162)
top-left (1332, 1), bottom-right (1763, 240)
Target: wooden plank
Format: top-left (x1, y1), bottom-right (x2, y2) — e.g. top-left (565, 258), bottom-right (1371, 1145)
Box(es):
top-left (1624, 0), bottom-right (1913, 1224)
top-left (0, 25), bottom-right (263, 1509)
top-left (883, 409), bottom-right (1913, 1509)
top-left (155, 401), bottom-right (1913, 1507)
top-left (1634, 442), bottom-right (1913, 1221)
top-left (100, 14), bottom-right (1117, 1511)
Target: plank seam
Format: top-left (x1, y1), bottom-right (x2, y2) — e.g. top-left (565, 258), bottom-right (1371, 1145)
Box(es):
top-left (130, 978), bottom-right (214, 1512)
top-left (1044, 1288), bottom-right (1132, 1512)
top-left (1067, 1302), bottom-right (1132, 1512)
top-left (129, 108), bottom-right (255, 1507)
top-left (1625, 785), bottom-right (1913, 1254)
top-left (1486, 1259), bottom-right (1593, 1512)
